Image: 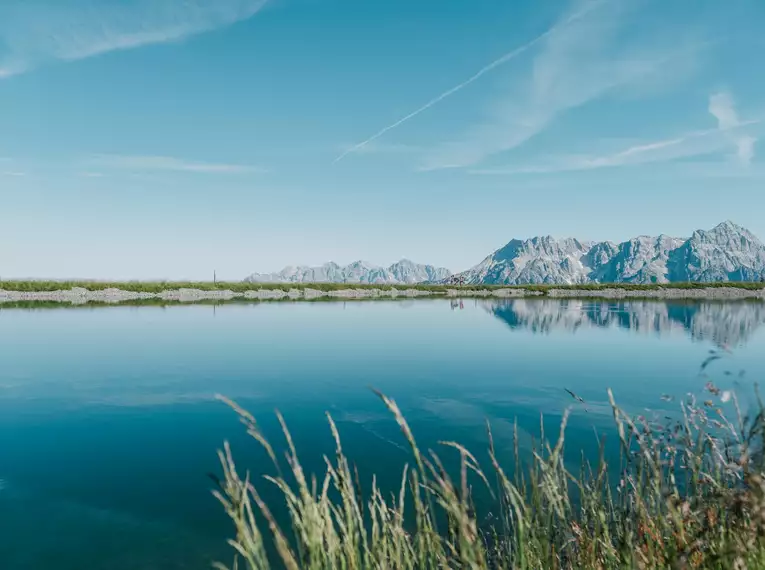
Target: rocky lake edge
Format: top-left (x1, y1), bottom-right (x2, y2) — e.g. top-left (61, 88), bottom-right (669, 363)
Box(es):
top-left (2, 283), bottom-right (765, 306)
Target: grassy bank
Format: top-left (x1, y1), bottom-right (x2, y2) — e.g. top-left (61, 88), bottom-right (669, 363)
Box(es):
top-left (213, 383), bottom-right (765, 569)
top-left (1, 280), bottom-right (764, 294)
top-left (0, 280), bottom-right (442, 293)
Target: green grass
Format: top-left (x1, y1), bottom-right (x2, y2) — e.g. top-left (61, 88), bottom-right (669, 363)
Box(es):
top-left (0, 280), bottom-right (455, 294)
top-left (1, 279), bottom-right (763, 295)
top-left (212, 381), bottom-right (765, 569)
top-left (0, 280), bottom-right (415, 293)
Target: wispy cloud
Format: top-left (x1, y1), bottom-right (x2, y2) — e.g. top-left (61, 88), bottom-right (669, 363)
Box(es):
top-left (709, 92), bottom-right (758, 165)
top-left (332, 0), bottom-right (606, 163)
top-left (90, 154), bottom-right (262, 174)
top-left (473, 93), bottom-right (761, 175)
top-left (2, 171), bottom-right (26, 177)
top-left (419, 0), bottom-right (704, 171)
top-left (336, 142), bottom-right (423, 156)
top-left (0, 63), bottom-right (26, 79)
top-left (0, 0), bottom-right (270, 78)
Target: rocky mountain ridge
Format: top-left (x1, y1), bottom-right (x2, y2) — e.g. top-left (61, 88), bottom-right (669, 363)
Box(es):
top-left (244, 259), bottom-right (452, 285)
top-left (243, 222), bottom-right (765, 286)
top-left (453, 221), bottom-right (765, 285)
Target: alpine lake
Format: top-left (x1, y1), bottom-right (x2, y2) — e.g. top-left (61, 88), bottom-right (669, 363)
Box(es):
top-left (1, 297), bottom-right (764, 569)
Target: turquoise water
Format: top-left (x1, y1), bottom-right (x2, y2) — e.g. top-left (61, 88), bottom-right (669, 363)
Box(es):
top-left (1, 299), bottom-right (764, 569)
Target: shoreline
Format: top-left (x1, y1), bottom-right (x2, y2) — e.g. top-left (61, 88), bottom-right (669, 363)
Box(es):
top-left (1, 284), bottom-right (764, 306)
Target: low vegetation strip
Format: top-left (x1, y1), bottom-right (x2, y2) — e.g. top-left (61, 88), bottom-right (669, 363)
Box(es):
top-left (0, 280), bottom-right (436, 293)
top-left (1, 280), bottom-right (764, 293)
top-left (212, 384), bottom-right (765, 570)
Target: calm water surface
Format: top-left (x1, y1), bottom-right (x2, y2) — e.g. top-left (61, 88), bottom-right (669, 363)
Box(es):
top-left (1, 299), bottom-right (764, 569)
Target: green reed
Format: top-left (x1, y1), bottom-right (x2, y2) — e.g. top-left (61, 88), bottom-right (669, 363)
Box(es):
top-left (212, 380), bottom-right (765, 569)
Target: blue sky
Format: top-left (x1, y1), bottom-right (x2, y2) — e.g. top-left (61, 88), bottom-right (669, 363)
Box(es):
top-left (1, 0), bottom-right (763, 280)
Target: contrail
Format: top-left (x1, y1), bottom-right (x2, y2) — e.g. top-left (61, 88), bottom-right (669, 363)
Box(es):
top-left (333, 0), bottom-right (606, 164)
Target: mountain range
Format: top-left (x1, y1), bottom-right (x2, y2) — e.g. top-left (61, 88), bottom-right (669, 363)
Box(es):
top-left (244, 259), bottom-right (452, 285)
top-left (243, 222), bottom-right (765, 285)
top-left (453, 221), bottom-right (765, 285)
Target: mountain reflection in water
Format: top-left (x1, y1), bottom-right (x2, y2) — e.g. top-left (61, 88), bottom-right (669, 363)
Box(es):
top-left (484, 299), bottom-right (765, 348)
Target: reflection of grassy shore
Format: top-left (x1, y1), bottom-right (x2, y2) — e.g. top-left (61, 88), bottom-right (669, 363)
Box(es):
top-left (0, 296), bottom-right (445, 310)
top-left (213, 385), bottom-right (765, 569)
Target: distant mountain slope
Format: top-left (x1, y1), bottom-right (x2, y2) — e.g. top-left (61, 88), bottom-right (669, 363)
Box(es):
top-left (244, 259), bottom-right (452, 285)
top-left (668, 221), bottom-right (765, 282)
top-left (387, 259), bottom-right (452, 284)
top-left (452, 221), bottom-right (765, 285)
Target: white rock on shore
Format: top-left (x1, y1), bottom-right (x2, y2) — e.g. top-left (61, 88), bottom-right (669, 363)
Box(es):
top-left (446, 288), bottom-right (543, 298)
top-left (544, 287), bottom-right (765, 300)
top-left (0, 287), bottom-right (438, 305)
